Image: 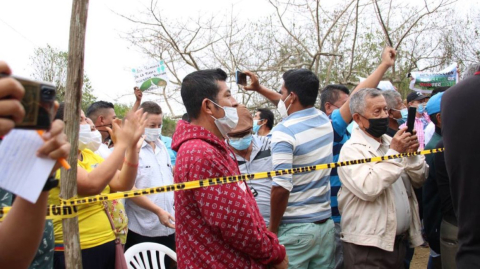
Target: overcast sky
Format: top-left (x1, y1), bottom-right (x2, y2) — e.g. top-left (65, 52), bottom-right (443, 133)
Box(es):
top-left (0, 0), bottom-right (272, 114)
top-left (0, 0), bottom-right (477, 116)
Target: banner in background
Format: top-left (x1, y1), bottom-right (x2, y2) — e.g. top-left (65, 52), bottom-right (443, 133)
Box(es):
top-left (131, 60), bottom-right (169, 91)
top-left (409, 63), bottom-right (458, 94)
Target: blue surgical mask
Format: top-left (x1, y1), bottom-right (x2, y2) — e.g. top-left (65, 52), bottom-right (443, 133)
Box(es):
top-left (417, 104), bottom-right (425, 114)
top-left (252, 120), bottom-right (263, 134)
top-left (395, 108), bottom-right (408, 125)
top-left (228, 134), bottom-right (253, 150)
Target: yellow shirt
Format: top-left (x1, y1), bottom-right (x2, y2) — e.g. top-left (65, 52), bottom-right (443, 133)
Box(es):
top-left (49, 149), bottom-right (115, 250)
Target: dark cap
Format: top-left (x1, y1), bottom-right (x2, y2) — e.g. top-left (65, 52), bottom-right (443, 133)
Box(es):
top-left (228, 105), bottom-right (253, 136)
top-left (407, 91), bottom-right (427, 103)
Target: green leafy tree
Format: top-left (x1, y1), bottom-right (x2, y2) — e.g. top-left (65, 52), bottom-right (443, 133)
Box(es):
top-left (113, 103), bottom-right (132, 119)
top-left (30, 44), bottom-right (97, 109)
top-left (162, 116), bottom-right (177, 137)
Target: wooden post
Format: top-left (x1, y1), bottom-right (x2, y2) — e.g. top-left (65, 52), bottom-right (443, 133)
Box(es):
top-left (61, 0), bottom-right (89, 268)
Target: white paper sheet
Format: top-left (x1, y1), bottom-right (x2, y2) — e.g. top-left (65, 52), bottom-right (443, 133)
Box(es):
top-left (0, 130), bottom-right (56, 203)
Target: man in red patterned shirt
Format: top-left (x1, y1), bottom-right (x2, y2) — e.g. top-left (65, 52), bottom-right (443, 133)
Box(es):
top-left (172, 69), bottom-right (287, 269)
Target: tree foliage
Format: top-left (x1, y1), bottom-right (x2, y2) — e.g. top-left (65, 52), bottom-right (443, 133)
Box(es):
top-left (29, 44), bottom-right (97, 111)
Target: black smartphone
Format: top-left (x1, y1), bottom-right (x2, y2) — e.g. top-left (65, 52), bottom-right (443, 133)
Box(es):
top-left (236, 70), bottom-right (247, 86)
top-left (406, 107), bottom-right (417, 134)
top-left (1, 75), bottom-right (56, 130)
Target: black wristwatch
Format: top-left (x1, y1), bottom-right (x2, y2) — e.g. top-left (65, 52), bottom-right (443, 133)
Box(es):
top-left (43, 176), bottom-right (59, 192)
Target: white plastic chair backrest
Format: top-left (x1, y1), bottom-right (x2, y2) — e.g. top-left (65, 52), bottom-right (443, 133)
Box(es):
top-left (124, 242), bottom-right (177, 269)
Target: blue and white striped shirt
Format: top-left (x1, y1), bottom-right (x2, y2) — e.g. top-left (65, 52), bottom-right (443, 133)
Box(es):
top-left (271, 107), bottom-right (333, 224)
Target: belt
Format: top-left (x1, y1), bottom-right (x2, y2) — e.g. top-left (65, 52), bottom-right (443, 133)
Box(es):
top-left (313, 218), bottom-right (330, 225)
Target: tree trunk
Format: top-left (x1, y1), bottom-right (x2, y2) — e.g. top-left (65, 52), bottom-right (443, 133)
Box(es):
top-left (162, 85), bottom-right (175, 117)
top-left (61, 0), bottom-right (89, 268)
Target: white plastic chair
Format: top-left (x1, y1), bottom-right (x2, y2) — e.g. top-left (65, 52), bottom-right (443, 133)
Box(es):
top-left (124, 242), bottom-right (177, 269)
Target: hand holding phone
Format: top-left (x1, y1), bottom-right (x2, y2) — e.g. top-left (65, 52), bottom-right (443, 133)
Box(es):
top-left (0, 74), bottom-right (56, 130)
top-left (236, 70), bottom-right (247, 86)
top-left (0, 61), bottom-right (28, 136)
top-left (406, 107), bottom-right (416, 134)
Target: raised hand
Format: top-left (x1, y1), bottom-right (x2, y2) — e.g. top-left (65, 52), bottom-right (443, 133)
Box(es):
top-left (390, 128), bottom-right (415, 153)
top-left (134, 88), bottom-right (143, 102)
top-left (118, 108), bottom-right (147, 149)
top-left (129, 109), bottom-right (148, 143)
top-left (406, 131), bottom-right (420, 153)
top-left (106, 118), bottom-right (122, 146)
top-left (242, 70), bottom-right (261, 92)
top-left (381, 47), bottom-right (396, 68)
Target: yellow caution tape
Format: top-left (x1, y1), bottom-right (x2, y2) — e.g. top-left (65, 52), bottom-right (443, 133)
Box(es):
top-left (0, 204), bottom-right (78, 222)
top-left (0, 147), bottom-right (443, 221)
top-left (59, 148), bottom-right (443, 206)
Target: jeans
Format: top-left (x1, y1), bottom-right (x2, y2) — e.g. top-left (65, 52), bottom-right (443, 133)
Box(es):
top-left (278, 219), bottom-right (335, 269)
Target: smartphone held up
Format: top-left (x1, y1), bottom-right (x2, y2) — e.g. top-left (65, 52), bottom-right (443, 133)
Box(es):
top-left (236, 70), bottom-right (247, 86)
top-left (406, 107), bottom-right (417, 134)
top-left (0, 75), bottom-right (56, 130)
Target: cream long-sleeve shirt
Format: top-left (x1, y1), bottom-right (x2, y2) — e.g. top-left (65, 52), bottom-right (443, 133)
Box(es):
top-left (337, 127), bottom-right (428, 251)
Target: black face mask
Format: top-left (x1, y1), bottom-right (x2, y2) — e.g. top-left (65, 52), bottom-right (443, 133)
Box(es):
top-left (363, 116), bottom-right (389, 138)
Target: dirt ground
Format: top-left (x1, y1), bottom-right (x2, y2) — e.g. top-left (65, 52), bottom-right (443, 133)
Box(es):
top-left (410, 247), bottom-right (429, 269)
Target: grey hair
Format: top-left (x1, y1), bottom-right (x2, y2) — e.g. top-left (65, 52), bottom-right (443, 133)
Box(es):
top-left (462, 63), bottom-right (480, 79)
top-left (382, 90), bottom-right (402, 110)
top-left (349, 88), bottom-right (383, 115)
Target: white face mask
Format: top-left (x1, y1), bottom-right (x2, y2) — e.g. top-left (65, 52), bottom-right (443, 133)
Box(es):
top-left (145, 128), bottom-right (161, 142)
top-left (209, 99), bottom-right (239, 138)
top-left (79, 124), bottom-right (103, 152)
top-left (277, 93), bottom-right (292, 119)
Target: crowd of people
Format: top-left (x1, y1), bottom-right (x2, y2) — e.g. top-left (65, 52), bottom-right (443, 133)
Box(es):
top-left (0, 46), bottom-right (479, 269)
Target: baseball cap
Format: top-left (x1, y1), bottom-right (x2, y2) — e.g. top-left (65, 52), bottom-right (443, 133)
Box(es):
top-left (407, 91), bottom-right (427, 103)
top-left (227, 105), bottom-right (253, 137)
top-left (426, 92), bottom-right (444, 115)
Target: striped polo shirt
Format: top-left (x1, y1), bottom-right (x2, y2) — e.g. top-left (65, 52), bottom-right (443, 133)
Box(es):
top-left (271, 107), bottom-right (333, 224)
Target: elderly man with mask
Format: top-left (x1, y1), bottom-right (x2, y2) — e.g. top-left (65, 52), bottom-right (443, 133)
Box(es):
top-left (337, 88), bottom-right (428, 268)
top-left (227, 106), bottom-right (273, 226)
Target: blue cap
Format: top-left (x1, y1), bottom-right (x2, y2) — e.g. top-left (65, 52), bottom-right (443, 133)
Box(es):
top-left (426, 92), bottom-right (444, 115)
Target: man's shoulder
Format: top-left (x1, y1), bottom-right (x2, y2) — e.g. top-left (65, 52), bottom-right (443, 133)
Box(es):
top-left (177, 139), bottom-right (227, 166)
top-left (330, 109), bottom-right (349, 135)
top-left (178, 138), bottom-right (217, 153)
top-left (340, 130), bottom-right (369, 152)
top-left (254, 135), bottom-right (271, 148)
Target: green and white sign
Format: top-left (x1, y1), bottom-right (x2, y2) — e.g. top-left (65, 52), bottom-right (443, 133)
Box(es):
top-left (132, 60), bottom-right (169, 91)
top-left (409, 63), bottom-right (458, 94)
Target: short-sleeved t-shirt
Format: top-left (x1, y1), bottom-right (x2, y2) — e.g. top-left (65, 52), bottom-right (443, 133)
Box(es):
top-left (329, 109), bottom-right (350, 223)
top-left (49, 149), bottom-right (115, 250)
